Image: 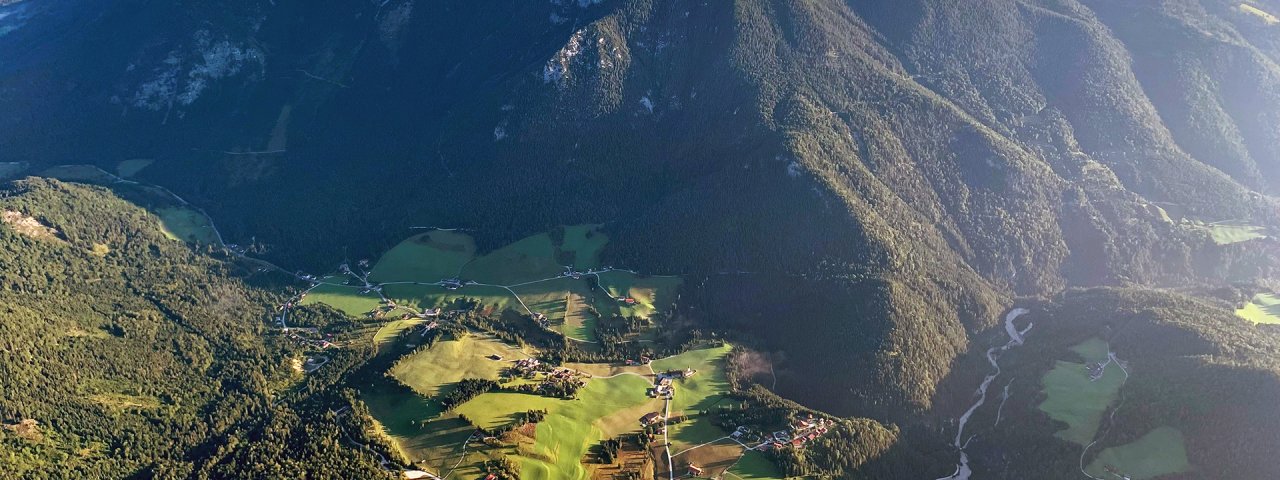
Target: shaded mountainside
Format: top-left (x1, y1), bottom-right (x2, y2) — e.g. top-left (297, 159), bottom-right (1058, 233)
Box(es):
top-left (958, 288), bottom-right (1280, 479)
top-left (0, 179), bottom-right (388, 478)
top-left (3, 0), bottom-right (1280, 418)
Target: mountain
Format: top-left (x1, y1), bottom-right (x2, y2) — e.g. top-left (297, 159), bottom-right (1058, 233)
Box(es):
top-left (2, 1), bottom-right (1280, 478)
top-left (0, 179), bottom-right (389, 478)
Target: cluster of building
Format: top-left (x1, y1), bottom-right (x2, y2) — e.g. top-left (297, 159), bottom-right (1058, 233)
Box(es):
top-left (512, 358), bottom-right (542, 374)
top-left (283, 329), bottom-right (335, 350)
top-left (649, 378), bottom-right (675, 399)
top-left (647, 368), bottom-right (696, 399)
top-left (754, 415), bottom-right (830, 451)
top-left (1086, 362), bottom-right (1106, 381)
top-left (639, 411), bottom-right (665, 427)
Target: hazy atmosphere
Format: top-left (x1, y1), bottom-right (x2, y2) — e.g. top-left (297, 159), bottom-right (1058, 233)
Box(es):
top-left (1, 1), bottom-right (1278, 479)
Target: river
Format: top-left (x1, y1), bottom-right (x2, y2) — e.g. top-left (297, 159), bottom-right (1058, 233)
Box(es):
top-left (936, 307), bottom-right (1032, 480)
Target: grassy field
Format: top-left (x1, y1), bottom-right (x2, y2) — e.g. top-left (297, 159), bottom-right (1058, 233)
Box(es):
top-left (0, 162), bottom-right (28, 180)
top-left (559, 224), bottom-right (607, 269)
top-left (365, 344), bottom-right (728, 479)
top-left (461, 233), bottom-right (564, 285)
top-left (510, 277), bottom-right (605, 342)
top-left (1240, 3), bottom-right (1280, 24)
top-left (725, 450), bottom-right (784, 479)
top-left (595, 271), bottom-right (682, 319)
top-left (372, 318), bottom-right (425, 354)
top-left (355, 227), bottom-right (679, 343)
top-left (369, 231), bottom-right (476, 282)
top-left (455, 374), bottom-right (656, 480)
top-left (40, 164), bottom-right (116, 182)
top-left (1236, 293), bottom-right (1280, 325)
top-left (155, 207), bottom-right (219, 244)
top-left (1084, 426), bottom-right (1190, 480)
top-left (362, 378), bottom-right (493, 477)
top-left (390, 333), bottom-right (526, 398)
top-left (1187, 220), bottom-right (1269, 245)
top-left (673, 438), bottom-right (745, 478)
top-left (652, 344), bottom-right (733, 415)
top-left (1038, 338), bottom-right (1126, 445)
top-left (383, 283), bottom-right (519, 315)
top-left (115, 159), bottom-right (154, 178)
top-left (301, 278), bottom-right (382, 317)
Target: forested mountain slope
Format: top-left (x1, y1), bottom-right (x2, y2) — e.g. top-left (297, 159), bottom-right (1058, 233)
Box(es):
top-left (2, 0), bottom-right (1278, 419)
top-left (967, 288), bottom-right (1280, 479)
top-left (0, 179), bottom-right (385, 478)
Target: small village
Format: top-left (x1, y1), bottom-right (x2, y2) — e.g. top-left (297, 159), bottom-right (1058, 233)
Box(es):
top-left (256, 236), bottom-right (812, 480)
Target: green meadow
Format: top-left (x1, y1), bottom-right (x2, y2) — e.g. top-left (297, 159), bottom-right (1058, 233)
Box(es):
top-left (155, 207), bottom-right (219, 244)
top-left (115, 159), bottom-right (154, 178)
top-left (364, 342), bottom-right (732, 480)
top-left (383, 283), bottom-right (519, 315)
top-left (1236, 293), bottom-right (1280, 325)
top-left (559, 224), bottom-right (608, 269)
top-left (1085, 426), bottom-right (1190, 480)
top-left (390, 333), bottom-right (527, 398)
top-left (335, 226), bottom-right (708, 478)
top-left (651, 344), bottom-right (735, 452)
top-left (595, 270), bottom-right (682, 319)
top-left (455, 374), bottom-right (656, 480)
top-left (652, 344), bottom-right (734, 415)
top-left (372, 317), bottom-right (426, 354)
top-left (301, 277), bottom-right (382, 317)
top-left (1187, 220), bottom-right (1268, 245)
top-left (1038, 338), bottom-right (1125, 445)
top-left (362, 377), bottom-right (493, 478)
top-left (302, 226), bottom-right (679, 343)
top-left (725, 450), bottom-right (784, 479)
top-left (461, 233), bottom-right (565, 285)
top-left (0, 162), bottom-right (28, 180)
top-left (368, 230), bottom-right (475, 282)
top-left (40, 164), bottom-right (117, 183)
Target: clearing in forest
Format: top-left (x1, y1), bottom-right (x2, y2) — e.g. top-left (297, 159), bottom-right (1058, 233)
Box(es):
top-left (301, 277), bottom-right (383, 317)
top-left (155, 206), bottom-right (218, 244)
top-left (369, 230), bottom-right (476, 282)
top-left (390, 333), bottom-right (529, 398)
top-left (455, 373), bottom-right (656, 480)
top-left (317, 225), bottom-right (679, 343)
top-left (558, 224), bottom-right (608, 269)
top-left (1186, 220), bottom-right (1268, 245)
top-left (40, 164), bottom-right (116, 183)
top-left (1037, 338), bottom-right (1126, 445)
top-left (1240, 3), bottom-right (1280, 24)
top-left (595, 270), bottom-right (682, 320)
top-left (1084, 426), bottom-right (1190, 480)
top-left (1236, 292), bottom-right (1280, 325)
top-left (0, 162), bottom-right (28, 179)
top-left (116, 159), bottom-right (154, 178)
top-left (460, 233), bottom-right (565, 285)
top-left (724, 449), bottom-right (784, 479)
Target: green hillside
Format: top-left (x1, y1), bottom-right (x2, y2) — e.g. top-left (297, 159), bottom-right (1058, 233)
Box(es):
top-left (0, 179), bottom-right (388, 478)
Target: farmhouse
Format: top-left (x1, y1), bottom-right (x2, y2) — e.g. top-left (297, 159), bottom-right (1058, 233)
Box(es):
top-left (687, 464), bottom-right (704, 477)
top-left (639, 412), bottom-right (664, 426)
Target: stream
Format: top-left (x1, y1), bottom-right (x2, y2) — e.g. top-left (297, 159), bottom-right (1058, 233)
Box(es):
top-left (936, 307), bottom-right (1032, 480)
